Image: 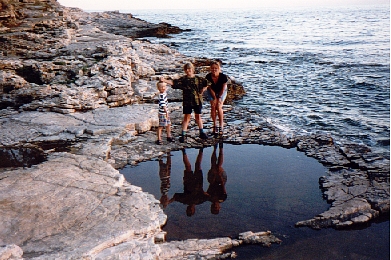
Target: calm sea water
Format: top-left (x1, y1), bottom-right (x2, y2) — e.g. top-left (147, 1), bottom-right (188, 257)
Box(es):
top-left (129, 5), bottom-right (390, 158)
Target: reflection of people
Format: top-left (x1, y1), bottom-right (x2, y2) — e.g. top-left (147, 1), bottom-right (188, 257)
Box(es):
top-left (207, 143), bottom-right (227, 215)
top-left (169, 148), bottom-right (209, 216)
top-left (158, 153), bottom-right (171, 208)
top-left (160, 63), bottom-right (209, 143)
top-left (205, 61), bottom-right (228, 136)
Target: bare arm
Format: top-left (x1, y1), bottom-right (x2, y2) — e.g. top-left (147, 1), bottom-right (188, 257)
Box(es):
top-left (201, 86), bottom-right (208, 94)
top-left (160, 77), bottom-right (174, 86)
top-left (218, 83), bottom-right (228, 99)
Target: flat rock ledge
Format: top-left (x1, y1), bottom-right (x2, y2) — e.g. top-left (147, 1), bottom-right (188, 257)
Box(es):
top-left (0, 152), bottom-right (165, 259)
top-left (0, 102), bottom-right (389, 259)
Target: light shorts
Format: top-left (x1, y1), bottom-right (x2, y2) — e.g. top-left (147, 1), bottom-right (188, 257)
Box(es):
top-left (159, 114), bottom-right (171, 127)
top-left (206, 88), bottom-right (228, 103)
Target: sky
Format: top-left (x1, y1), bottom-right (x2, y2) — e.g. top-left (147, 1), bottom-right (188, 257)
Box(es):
top-left (57, 0), bottom-right (389, 11)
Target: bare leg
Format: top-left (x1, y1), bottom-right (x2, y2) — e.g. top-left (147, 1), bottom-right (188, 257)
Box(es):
top-left (157, 126), bottom-right (162, 140)
top-left (182, 114), bottom-right (191, 131)
top-left (195, 113), bottom-right (203, 130)
top-left (218, 145), bottom-right (224, 166)
top-left (166, 124), bottom-right (172, 138)
top-left (195, 148), bottom-right (203, 172)
top-left (182, 151), bottom-right (191, 171)
top-left (210, 100), bottom-right (217, 132)
top-left (211, 145), bottom-right (217, 166)
top-left (179, 114), bottom-right (191, 142)
top-left (217, 101), bottom-right (224, 132)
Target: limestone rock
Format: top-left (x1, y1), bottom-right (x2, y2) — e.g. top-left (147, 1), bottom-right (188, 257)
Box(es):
top-left (295, 198), bottom-right (378, 229)
top-left (0, 0), bottom-right (191, 112)
top-left (0, 152), bottom-right (166, 258)
top-left (0, 245), bottom-right (23, 260)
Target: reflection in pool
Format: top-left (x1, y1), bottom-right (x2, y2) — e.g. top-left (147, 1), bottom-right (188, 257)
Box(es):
top-left (121, 143), bottom-right (389, 259)
top-left (122, 144), bottom-right (329, 240)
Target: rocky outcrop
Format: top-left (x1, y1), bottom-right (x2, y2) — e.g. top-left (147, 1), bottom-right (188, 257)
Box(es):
top-left (0, 245), bottom-right (23, 260)
top-left (0, 152), bottom-right (166, 259)
top-left (95, 231), bottom-right (281, 260)
top-left (88, 11), bottom-right (185, 39)
top-left (295, 167), bottom-right (389, 229)
top-left (0, 0), bottom-right (244, 113)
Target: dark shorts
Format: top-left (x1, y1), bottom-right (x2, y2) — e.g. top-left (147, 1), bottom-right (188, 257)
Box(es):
top-left (183, 104), bottom-right (202, 114)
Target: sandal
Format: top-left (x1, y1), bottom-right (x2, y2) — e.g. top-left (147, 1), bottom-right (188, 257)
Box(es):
top-left (212, 126), bottom-right (219, 137)
top-left (155, 140), bottom-right (163, 145)
top-left (216, 127), bottom-right (223, 136)
top-left (167, 137), bottom-right (175, 142)
top-left (199, 132), bottom-right (208, 140)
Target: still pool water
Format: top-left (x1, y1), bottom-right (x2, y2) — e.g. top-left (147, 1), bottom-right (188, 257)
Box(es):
top-left (121, 144), bottom-right (389, 259)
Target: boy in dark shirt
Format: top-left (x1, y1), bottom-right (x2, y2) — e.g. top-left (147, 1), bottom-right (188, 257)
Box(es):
top-left (160, 62), bottom-right (209, 142)
top-left (169, 148), bottom-right (209, 216)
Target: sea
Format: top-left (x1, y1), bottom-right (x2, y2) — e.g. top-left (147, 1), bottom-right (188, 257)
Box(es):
top-left (127, 4), bottom-right (390, 158)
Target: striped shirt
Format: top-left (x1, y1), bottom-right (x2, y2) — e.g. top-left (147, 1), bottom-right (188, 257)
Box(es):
top-left (158, 92), bottom-right (168, 114)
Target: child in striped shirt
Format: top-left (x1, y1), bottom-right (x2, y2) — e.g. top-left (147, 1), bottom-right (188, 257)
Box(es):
top-left (156, 81), bottom-right (174, 145)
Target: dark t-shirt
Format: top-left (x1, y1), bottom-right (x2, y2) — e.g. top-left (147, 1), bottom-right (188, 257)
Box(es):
top-left (172, 76), bottom-right (208, 106)
top-left (173, 170), bottom-right (209, 205)
top-left (207, 169), bottom-right (227, 203)
top-left (205, 73), bottom-right (228, 94)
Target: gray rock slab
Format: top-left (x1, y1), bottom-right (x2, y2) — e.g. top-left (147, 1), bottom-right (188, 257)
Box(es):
top-left (0, 245), bottom-right (23, 260)
top-left (0, 152), bottom-right (165, 259)
top-left (0, 105), bottom-right (158, 146)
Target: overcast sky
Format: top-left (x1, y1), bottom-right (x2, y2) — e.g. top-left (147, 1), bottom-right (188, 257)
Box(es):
top-left (57, 0), bottom-right (389, 11)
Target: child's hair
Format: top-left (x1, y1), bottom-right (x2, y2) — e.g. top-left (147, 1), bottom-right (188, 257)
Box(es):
top-left (183, 62), bottom-right (195, 71)
top-left (156, 81), bottom-right (166, 89)
top-left (210, 60), bottom-right (221, 68)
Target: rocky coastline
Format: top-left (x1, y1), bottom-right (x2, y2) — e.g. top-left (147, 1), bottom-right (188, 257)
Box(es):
top-left (0, 0), bottom-right (389, 259)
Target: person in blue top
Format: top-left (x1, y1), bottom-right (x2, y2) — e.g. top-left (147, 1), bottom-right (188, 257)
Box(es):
top-left (205, 61), bottom-right (229, 136)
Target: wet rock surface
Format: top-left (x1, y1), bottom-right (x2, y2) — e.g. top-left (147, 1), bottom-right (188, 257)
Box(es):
top-left (0, 1), bottom-right (389, 259)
